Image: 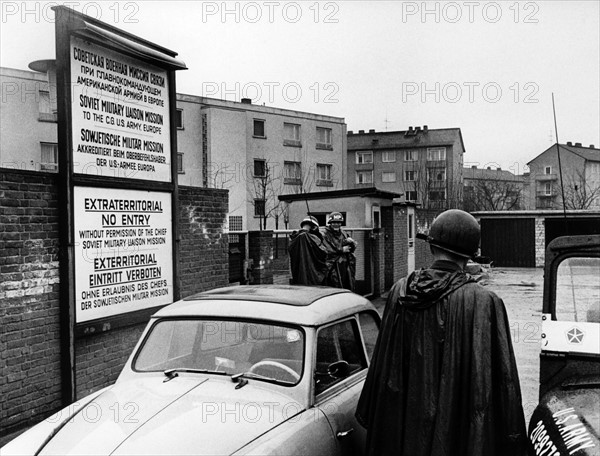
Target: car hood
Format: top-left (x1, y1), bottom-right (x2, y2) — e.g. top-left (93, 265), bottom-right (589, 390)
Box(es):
top-left (39, 376), bottom-right (302, 456)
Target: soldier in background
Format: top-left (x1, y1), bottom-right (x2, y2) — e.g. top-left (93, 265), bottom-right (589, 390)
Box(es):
top-left (322, 212), bottom-right (357, 291)
top-left (288, 216), bottom-right (327, 286)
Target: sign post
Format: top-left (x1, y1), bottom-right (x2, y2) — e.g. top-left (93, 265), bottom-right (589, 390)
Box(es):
top-left (53, 5), bottom-right (186, 402)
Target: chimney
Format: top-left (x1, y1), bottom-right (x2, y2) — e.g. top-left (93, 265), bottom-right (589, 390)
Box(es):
top-left (241, 98), bottom-right (252, 104)
top-left (358, 130), bottom-right (365, 134)
top-left (423, 125), bottom-right (428, 132)
top-left (471, 165), bottom-right (477, 169)
top-left (497, 167), bottom-right (501, 171)
top-left (590, 145), bottom-right (595, 148)
top-left (348, 130), bottom-right (353, 135)
top-left (369, 129), bottom-right (375, 133)
top-left (575, 142), bottom-right (582, 147)
top-left (566, 141), bottom-right (573, 146)
top-left (408, 126), bottom-right (414, 131)
top-left (487, 167), bottom-right (491, 170)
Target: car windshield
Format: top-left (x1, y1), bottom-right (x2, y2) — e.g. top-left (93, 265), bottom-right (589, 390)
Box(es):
top-left (555, 256), bottom-right (600, 323)
top-left (134, 319), bottom-right (304, 385)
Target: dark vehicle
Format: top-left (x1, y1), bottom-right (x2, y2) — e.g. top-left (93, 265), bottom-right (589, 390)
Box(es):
top-left (528, 235), bottom-right (600, 455)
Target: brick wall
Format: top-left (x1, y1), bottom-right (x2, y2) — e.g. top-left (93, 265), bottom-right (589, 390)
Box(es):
top-left (534, 217), bottom-right (545, 267)
top-left (1, 175), bottom-right (230, 440)
top-left (178, 186), bottom-right (229, 297)
top-left (1, 170), bottom-right (62, 437)
top-left (382, 207), bottom-right (395, 289)
top-left (393, 204), bottom-right (409, 282)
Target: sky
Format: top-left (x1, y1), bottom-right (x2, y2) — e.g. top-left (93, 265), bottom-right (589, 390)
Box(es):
top-left (1, 0), bottom-right (599, 173)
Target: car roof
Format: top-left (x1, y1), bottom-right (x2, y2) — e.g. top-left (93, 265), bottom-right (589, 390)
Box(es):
top-left (154, 285), bottom-right (377, 326)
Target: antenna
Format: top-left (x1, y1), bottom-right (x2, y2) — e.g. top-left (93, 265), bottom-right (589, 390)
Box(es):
top-left (384, 111), bottom-right (390, 131)
top-left (552, 93), bottom-right (568, 233)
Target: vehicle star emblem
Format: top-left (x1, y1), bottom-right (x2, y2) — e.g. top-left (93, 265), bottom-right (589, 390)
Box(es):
top-left (566, 327), bottom-right (584, 344)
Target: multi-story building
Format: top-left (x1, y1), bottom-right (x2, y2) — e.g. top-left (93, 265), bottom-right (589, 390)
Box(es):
top-left (346, 126), bottom-right (465, 210)
top-left (527, 143), bottom-right (600, 210)
top-left (0, 64), bottom-right (347, 231)
top-left (463, 166), bottom-right (527, 211)
top-left (176, 95), bottom-right (347, 231)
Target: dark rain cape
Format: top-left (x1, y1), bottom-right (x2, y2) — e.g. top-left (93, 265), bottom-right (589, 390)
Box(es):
top-left (322, 227), bottom-right (356, 291)
top-left (288, 230), bottom-right (328, 285)
top-left (356, 260), bottom-right (527, 456)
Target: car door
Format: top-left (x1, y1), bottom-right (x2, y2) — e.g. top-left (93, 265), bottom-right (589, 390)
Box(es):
top-left (314, 313), bottom-right (379, 456)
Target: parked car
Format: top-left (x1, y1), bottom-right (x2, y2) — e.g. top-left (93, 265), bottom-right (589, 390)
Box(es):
top-left (527, 235), bottom-right (600, 455)
top-left (3, 285), bottom-right (380, 455)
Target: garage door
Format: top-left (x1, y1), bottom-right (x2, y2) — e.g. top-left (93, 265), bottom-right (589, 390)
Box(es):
top-left (545, 217), bottom-right (600, 247)
top-left (480, 218), bottom-right (535, 267)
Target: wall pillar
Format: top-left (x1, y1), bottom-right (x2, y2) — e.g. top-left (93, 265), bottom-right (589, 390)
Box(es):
top-left (392, 203), bottom-right (409, 282)
top-left (248, 230), bottom-right (274, 284)
top-left (535, 217), bottom-right (545, 267)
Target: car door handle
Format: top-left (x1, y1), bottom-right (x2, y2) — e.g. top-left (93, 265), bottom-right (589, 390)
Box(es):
top-left (336, 428), bottom-right (354, 439)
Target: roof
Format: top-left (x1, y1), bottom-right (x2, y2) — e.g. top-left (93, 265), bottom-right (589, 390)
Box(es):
top-left (463, 167), bottom-right (522, 181)
top-left (278, 187), bottom-right (401, 202)
top-left (347, 128), bottom-right (465, 153)
top-left (154, 285), bottom-right (376, 326)
top-left (527, 143), bottom-right (600, 165)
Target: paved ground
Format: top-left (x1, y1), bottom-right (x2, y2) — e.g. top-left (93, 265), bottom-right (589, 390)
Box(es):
top-left (370, 267), bottom-right (544, 425)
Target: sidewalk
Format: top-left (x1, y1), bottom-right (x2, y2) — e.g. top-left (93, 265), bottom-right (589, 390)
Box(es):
top-left (369, 291), bottom-right (388, 315)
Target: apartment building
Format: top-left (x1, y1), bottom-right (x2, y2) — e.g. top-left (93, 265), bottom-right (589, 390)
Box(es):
top-left (347, 126), bottom-right (465, 210)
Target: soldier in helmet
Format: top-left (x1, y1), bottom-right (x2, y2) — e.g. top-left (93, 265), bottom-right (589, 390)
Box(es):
top-left (356, 209), bottom-right (526, 456)
top-left (288, 215), bottom-right (327, 286)
top-left (322, 211), bottom-right (357, 291)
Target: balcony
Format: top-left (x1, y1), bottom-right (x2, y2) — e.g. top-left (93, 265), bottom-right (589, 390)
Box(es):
top-left (283, 139), bottom-right (302, 147)
top-left (536, 173), bottom-right (557, 181)
top-left (536, 190), bottom-right (557, 197)
top-left (316, 179), bottom-right (333, 187)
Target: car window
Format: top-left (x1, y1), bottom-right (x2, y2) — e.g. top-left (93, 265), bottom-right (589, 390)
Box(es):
top-left (134, 319), bottom-right (304, 385)
top-left (555, 257), bottom-right (600, 322)
top-left (315, 319), bottom-right (367, 395)
top-left (359, 311), bottom-right (380, 362)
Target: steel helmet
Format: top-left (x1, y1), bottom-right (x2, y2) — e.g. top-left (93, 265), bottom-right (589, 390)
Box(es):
top-left (327, 212), bottom-right (344, 224)
top-left (421, 209), bottom-right (480, 258)
top-left (300, 215), bottom-right (319, 229)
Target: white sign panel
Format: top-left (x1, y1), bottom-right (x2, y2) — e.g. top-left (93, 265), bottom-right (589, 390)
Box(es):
top-left (74, 186), bottom-right (173, 323)
top-left (71, 36), bottom-right (171, 182)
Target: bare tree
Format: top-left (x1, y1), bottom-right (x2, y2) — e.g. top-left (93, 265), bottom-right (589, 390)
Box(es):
top-left (563, 169), bottom-right (600, 209)
top-left (247, 160), bottom-right (285, 230)
top-left (464, 178), bottom-right (523, 211)
top-left (403, 164), bottom-right (463, 211)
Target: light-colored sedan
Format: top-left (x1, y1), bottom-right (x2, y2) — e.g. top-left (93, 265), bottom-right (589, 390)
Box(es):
top-left (3, 285), bottom-right (380, 455)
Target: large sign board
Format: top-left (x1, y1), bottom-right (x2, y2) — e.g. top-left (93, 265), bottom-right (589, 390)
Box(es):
top-left (74, 186), bottom-right (173, 323)
top-left (71, 35), bottom-right (171, 182)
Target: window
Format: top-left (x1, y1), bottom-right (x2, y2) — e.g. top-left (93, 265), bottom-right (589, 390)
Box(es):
top-left (429, 190), bottom-right (446, 201)
top-left (229, 216), bottom-right (243, 231)
top-left (316, 164), bottom-right (333, 186)
top-left (555, 257), bottom-right (600, 322)
top-left (545, 182), bottom-right (552, 195)
top-left (405, 191), bottom-right (417, 201)
top-left (253, 119), bottom-right (265, 137)
top-left (382, 172), bottom-right (396, 183)
top-left (315, 320), bottom-right (366, 395)
top-left (316, 127), bottom-right (332, 149)
top-left (359, 312), bottom-right (380, 362)
top-left (177, 153), bottom-right (184, 174)
top-left (175, 109), bottom-right (184, 129)
top-left (356, 171), bottom-right (373, 184)
top-left (356, 151), bottom-right (373, 164)
top-left (284, 123), bottom-right (301, 146)
top-left (284, 161), bottom-right (301, 184)
top-left (382, 151), bottom-right (396, 163)
top-left (404, 150), bottom-right (417, 161)
top-left (38, 91), bottom-right (56, 122)
top-left (427, 147), bottom-right (446, 161)
top-left (405, 170), bottom-right (417, 181)
top-left (427, 168), bottom-right (446, 181)
top-left (545, 166), bottom-right (552, 175)
top-left (40, 143), bottom-right (58, 171)
top-left (254, 199), bottom-right (265, 217)
top-left (253, 159), bottom-right (266, 177)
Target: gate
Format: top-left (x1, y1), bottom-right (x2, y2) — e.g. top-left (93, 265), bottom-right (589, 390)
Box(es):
top-left (228, 232), bottom-right (247, 284)
top-left (480, 218), bottom-right (536, 267)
